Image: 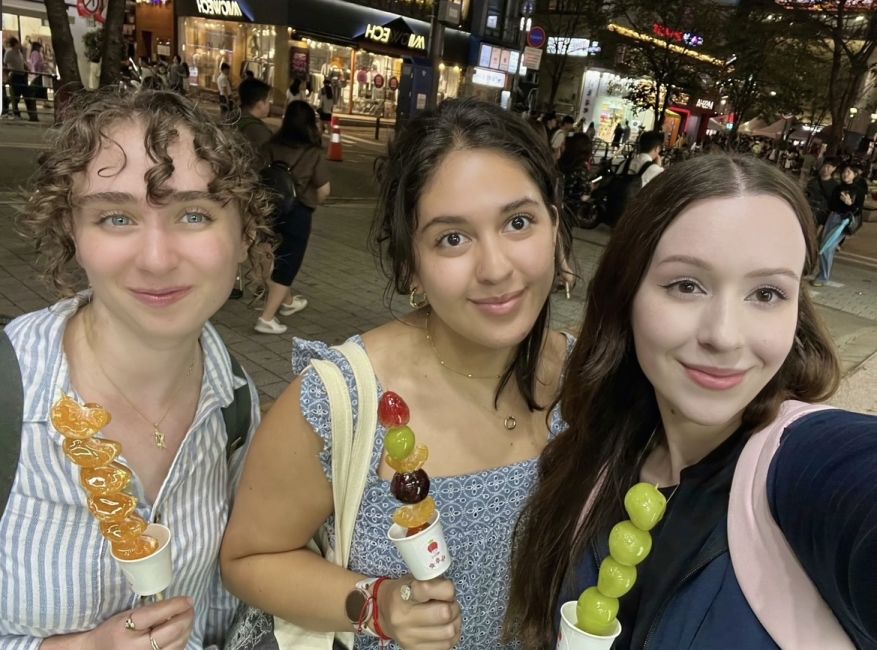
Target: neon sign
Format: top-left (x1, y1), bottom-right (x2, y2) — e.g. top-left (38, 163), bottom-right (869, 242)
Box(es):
top-left (652, 23), bottom-right (703, 47)
top-left (364, 24), bottom-right (427, 51)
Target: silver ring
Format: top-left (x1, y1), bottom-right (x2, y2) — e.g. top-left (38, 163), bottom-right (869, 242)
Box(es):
top-left (124, 615), bottom-right (137, 631)
top-left (150, 636), bottom-right (161, 650)
top-left (400, 584), bottom-right (412, 602)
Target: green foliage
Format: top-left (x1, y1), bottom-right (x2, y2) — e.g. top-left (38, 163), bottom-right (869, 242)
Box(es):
top-left (82, 28), bottom-right (103, 63)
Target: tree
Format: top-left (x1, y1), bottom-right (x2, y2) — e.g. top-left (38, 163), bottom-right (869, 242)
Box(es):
top-left (537, 0), bottom-right (607, 106)
top-left (43, 0), bottom-right (82, 89)
top-left (99, 0), bottom-right (128, 87)
top-left (609, 0), bottom-right (731, 127)
top-left (785, 0), bottom-right (877, 153)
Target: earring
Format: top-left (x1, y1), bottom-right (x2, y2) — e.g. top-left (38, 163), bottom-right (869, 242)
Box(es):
top-left (409, 288), bottom-right (429, 309)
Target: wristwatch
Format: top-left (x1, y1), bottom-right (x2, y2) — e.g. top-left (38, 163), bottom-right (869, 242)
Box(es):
top-left (345, 577), bottom-right (378, 634)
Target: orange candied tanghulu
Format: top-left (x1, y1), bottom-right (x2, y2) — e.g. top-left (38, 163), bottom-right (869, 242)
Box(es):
top-left (381, 391), bottom-right (435, 534)
top-left (51, 394), bottom-right (158, 560)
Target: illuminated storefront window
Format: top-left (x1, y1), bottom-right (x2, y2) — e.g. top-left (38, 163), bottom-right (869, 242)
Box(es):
top-left (181, 17), bottom-right (276, 89)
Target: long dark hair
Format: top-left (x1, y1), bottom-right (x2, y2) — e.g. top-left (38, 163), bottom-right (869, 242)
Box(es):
top-left (274, 100), bottom-right (320, 148)
top-left (372, 98), bottom-right (567, 411)
top-left (504, 155), bottom-right (840, 647)
top-left (558, 132), bottom-right (592, 174)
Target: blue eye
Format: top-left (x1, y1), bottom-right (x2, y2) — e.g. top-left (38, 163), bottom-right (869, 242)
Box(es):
top-left (182, 211), bottom-right (210, 224)
top-left (99, 214), bottom-right (133, 227)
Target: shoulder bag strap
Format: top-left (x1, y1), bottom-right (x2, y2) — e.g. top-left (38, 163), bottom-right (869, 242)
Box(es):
top-left (728, 400), bottom-right (852, 649)
top-left (0, 329), bottom-right (23, 517)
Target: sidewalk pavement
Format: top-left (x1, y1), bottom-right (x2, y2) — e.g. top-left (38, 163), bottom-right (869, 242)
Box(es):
top-left (0, 198), bottom-right (875, 415)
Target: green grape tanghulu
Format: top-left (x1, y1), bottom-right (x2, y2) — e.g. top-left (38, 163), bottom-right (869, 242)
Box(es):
top-left (575, 483), bottom-right (668, 636)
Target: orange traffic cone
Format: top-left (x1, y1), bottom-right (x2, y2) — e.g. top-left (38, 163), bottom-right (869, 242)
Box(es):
top-left (327, 114), bottom-right (343, 162)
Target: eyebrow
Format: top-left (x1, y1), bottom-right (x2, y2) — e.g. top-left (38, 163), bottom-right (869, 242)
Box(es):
top-left (73, 190), bottom-right (220, 206)
top-left (656, 254), bottom-right (800, 280)
top-left (419, 197), bottom-right (540, 231)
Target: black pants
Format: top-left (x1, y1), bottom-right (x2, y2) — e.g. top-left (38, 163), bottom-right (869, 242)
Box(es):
top-left (271, 201), bottom-right (314, 286)
top-left (3, 72), bottom-right (35, 118)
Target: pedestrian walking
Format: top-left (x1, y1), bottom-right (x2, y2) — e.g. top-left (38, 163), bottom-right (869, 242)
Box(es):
top-left (505, 155), bottom-right (877, 650)
top-left (253, 100), bottom-right (330, 334)
top-left (220, 98), bottom-right (575, 649)
top-left (805, 157), bottom-right (838, 228)
top-left (285, 77), bottom-right (308, 107)
top-left (217, 62), bottom-right (232, 117)
top-left (551, 115), bottom-right (574, 160)
top-left (0, 89), bottom-right (274, 649)
top-left (318, 78), bottom-right (335, 134)
top-left (621, 119), bottom-right (631, 144)
top-left (236, 78), bottom-right (273, 152)
top-left (812, 163), bottom-right (864, 286)
top-left (2, 37), bottom-right (29, 120)
top-left (167, 54), bottom-right (187, 94)
top-left (26, 41), bottom-right (46, 120)
top-left (612, 121), bottom-right (623, 148)
top-left (586, 120), bottom-right (596, 140)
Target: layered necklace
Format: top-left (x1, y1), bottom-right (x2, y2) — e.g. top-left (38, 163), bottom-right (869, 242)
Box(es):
top-left (424, 310), bottom-right (518, 431)
top-left (84, 310), bottom-right (197, 449)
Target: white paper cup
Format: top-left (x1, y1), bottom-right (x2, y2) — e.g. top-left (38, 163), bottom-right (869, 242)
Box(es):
top-left (111, 523), bottom-right (172, 596)
top-left (556, 601), bottom-right (622, 650)
top-left (387, 511), bottom-right (451, 580)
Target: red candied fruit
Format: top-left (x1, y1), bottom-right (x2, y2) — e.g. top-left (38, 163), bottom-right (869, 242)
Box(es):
top-left (378, 391), bottom-right (410, 428)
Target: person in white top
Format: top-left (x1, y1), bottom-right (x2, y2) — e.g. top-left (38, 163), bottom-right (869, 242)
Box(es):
top-left (629, 130), bottom-right (665, 187)
top-left (217, 62), bottom-right (232, 117)
top-left (550, 115), bottom-right (575, 160)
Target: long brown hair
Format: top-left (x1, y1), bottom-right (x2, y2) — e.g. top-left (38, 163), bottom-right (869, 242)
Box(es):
top-left (503, 155), bottom-right (840, 647)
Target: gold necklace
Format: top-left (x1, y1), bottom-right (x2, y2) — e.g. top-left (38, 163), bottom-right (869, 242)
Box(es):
top-left (424, 310), bottom-right (518, 430)
top-left (84, 312), bottom-right (196, 449)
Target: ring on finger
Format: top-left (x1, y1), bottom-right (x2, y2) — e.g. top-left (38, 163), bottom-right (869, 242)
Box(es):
top-left (149, 635), bottom-right (161, 650)
top-left (123, 615), bottom-right (137, 631)
top-left (400, 584), bottom-right (412, 602)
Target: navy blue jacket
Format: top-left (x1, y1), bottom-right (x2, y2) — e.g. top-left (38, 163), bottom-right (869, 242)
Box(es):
top-left (565, 410), bottom-right (877, 649)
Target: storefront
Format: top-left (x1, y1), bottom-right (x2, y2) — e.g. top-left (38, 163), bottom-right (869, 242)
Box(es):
top-left (286, 0), bottom-right (469, 119)
top-left (578, 69), bottom-right (655, 141)
top-left (175, 0), bottom-right (469, 117)
top-left (667, 92), bottom-right (719, 145)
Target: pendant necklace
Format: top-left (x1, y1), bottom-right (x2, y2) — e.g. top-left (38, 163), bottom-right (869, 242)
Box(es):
top-left (424, 310), bottom-right (518, 431)
top-left (84, 311), bottom-right (196, 449)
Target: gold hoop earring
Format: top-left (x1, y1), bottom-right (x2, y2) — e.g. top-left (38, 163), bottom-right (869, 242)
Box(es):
top-left (409, 288), bottom-right (429, 309)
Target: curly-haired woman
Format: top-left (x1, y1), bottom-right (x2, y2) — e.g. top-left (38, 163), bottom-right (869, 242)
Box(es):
top-left (0, 90), bottom-right (274, 650)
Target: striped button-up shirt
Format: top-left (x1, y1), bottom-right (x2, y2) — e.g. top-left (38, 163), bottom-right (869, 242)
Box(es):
top-left (0, 296), bottom-right (260, 649)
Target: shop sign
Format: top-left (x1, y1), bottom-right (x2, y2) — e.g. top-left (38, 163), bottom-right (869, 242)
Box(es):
top-left (522, 46), bottom-right (543, 71)
top-left (547, 37), bottom-right (600, 57)
top-left (364, 24), bottom-right (427, 51)
top-left (374, 74), bottom-right (385, 88)
top-left (388, 76), bottom-right (399, 90)
top-left (478, 44), bottom-right (519, 73)
top-left (472, 67), bottom-right (506, 89)
top-left (652, 23), bottom-right (703, 47)
top-left (196, 0), bottom-right (245, 18)
top-left (695, 98), bottom-right (715, 110)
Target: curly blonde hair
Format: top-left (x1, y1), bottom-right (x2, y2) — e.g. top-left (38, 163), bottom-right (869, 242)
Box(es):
top-left (17, 88), bottom-right (275, 296)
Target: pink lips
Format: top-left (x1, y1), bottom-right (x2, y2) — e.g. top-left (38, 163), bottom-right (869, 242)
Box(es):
top-left (470, 290), bottom-right (524, 316)
top-left (682, 364), bottom-right (747, 391)
top-left (129, 287), bottom-right (192, 308)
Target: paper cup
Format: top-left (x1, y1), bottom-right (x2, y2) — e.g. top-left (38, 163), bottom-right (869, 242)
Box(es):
top-left (111, 523), bottom-right (172, 596)
top-left (556, 601), bottom-right (621, 650)
top-left (387, 511), bottom-right (451, 580)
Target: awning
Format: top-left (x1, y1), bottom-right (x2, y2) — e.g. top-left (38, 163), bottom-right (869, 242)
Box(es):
top-left (751, 117), bottom-right (791, 139)
top-left (738, 117), bottom-right (768, 134)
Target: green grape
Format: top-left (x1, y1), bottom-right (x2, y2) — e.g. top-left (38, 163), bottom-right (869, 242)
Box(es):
top-left (597, 556), bottom-right (637, 598)
top-left (575, 587), bottom-right (619, 636)
top-left (624, 482), bottom-right (667, 532)
top-left (384, 426), bottom-right (415, 460)
top-left (608, 520), bottom-right (652, 567)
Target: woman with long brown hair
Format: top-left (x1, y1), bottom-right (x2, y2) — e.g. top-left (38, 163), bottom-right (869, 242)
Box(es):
top-left (504, 155), bottom-right (877, 649)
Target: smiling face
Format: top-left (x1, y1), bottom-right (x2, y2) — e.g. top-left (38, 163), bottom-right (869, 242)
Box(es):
top-left (70, 120), bottom-right (248, 342)
top-left (631, 194), bottom-right (806, 434)
top-left (412, 148), bottom-right (558, 350)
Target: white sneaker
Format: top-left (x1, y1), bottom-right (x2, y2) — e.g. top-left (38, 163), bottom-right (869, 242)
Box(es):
top-left (254, 317), bottom-right (288, 334)
top-left (278, 295), bottom-right (308, 316)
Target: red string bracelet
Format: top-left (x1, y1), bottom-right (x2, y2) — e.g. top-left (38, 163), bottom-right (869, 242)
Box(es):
top-left (371, 576), bottom-right (392, 646)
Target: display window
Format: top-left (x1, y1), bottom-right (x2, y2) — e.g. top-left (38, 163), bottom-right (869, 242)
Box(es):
top-left (181, 17), bottom-right (275, 90)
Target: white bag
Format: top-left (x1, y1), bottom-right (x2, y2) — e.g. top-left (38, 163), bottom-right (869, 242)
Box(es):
top-left (224, 341), bottom-right (378, 650)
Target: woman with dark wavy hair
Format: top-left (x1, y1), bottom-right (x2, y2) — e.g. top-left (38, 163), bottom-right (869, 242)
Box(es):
top-left (1, 89), bottom-right (274, 649)
top-left (504, 155), bottom-right (877, 649)
top-left (221, 98), bottom-right (573, 649)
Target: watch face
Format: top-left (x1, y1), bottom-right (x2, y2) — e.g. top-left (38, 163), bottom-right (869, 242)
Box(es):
top-left (345, 588), bottom-right (368, 623)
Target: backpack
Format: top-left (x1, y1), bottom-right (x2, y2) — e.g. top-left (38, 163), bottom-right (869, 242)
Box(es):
top-left (846, 209), bottom-right (863, 235)
top-left (260, 159), bottom-right (298, 213)
top-left (0, 328), bottom-right (252, 516)
top-left (604, 158), bottom-right (654, 224)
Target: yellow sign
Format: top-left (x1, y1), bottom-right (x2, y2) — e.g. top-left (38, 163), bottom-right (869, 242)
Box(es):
top-left (608, 23), bottom-right (724, 67)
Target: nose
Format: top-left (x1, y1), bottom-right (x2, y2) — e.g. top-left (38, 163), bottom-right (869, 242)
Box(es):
top-left (475, 235), bottom-right (514, 285)
top-left (135, 221), bottom-right (180, 275)
top-left (696, 294), bottom-right (745, 353)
